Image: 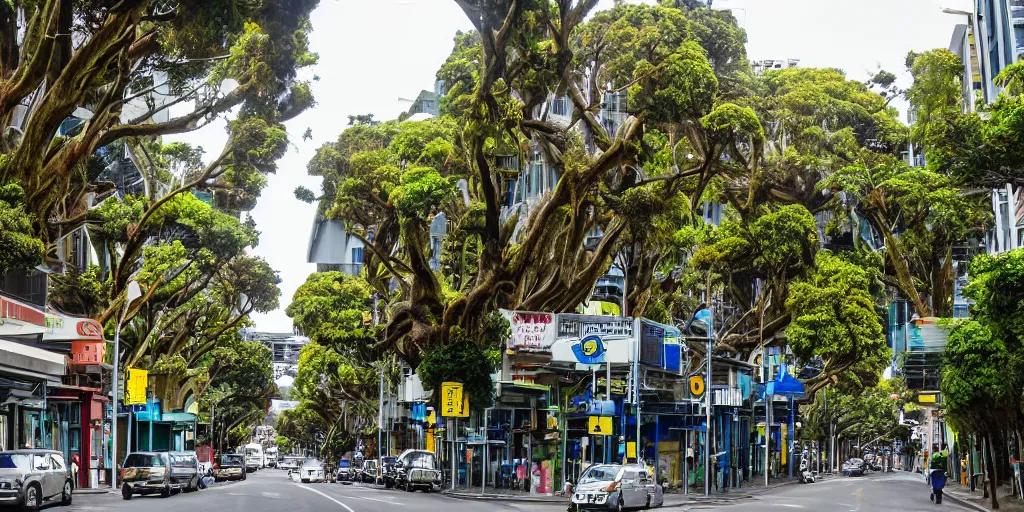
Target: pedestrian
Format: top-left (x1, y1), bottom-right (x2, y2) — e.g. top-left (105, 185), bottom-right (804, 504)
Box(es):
top-left (71, 454), bottom-right (80, 488)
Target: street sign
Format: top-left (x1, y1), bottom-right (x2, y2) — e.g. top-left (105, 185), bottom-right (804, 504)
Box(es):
top-left (125, 368), bottom-right (148, 405)
top-left (588, 416), bottom-right (613, 435)
top-left (689, 375), bottom-right (705, 397)
top-left (441, 381), bottom-right (469, 417)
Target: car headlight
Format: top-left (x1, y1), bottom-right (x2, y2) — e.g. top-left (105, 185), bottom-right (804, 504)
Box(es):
top-left (0, 480), bottom-right (20, 490)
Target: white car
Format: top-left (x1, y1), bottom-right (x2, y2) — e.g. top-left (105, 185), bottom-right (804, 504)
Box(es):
top-left (571, 464), bottom-right (663, 510)
top-left (299, 459), bottom-right (325, 483)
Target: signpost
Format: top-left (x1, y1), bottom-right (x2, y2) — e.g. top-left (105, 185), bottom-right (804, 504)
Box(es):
top-left (124, 368), bottom-right (148, 405)
top-left (588, 416), bottom-right (613, 435)
top-left (441, 382), bottom-right (469, 417)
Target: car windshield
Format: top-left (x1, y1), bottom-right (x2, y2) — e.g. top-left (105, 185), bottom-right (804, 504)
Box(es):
top-left (221, 455), bottom-right (244, 466)
top-left (847, 458), bottom-right (863, 465)
top-left (339, 460), bottom-right (350, 468)
top-left (124, 454), bottom-right (164, 467)
top-left (403, 452), bottom-right (436, 469)
top-left (0, 454), bottom-right (31, 470)
top-left (170, 454), bottom-right (195, 466)
top-left (364, 461), bottom-right (377, 470)
top-left (580, 465), bottom-right (621, 483)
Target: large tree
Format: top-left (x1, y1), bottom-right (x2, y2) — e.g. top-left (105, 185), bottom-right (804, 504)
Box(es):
top-left (306, 1), bottom-right (766, 368)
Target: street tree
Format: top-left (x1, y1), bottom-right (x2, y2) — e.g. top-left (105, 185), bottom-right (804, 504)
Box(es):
top-left (306, 1), bottom-right (771, 369)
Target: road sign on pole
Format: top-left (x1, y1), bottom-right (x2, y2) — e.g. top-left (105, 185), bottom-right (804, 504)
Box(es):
top-left (441, 382), bottom-right (469, 417)
top-left (588, 416), bottom-right (613, 435)
top-left (125, 368), bottom-right (148, 405)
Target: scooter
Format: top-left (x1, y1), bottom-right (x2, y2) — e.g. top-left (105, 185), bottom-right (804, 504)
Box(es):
top-left (799, 457), bottom-right (815, 484)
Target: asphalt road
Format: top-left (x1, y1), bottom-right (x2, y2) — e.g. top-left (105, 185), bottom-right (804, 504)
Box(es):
top-left (57, 469), bottom-right (973, 512)
top-left (712, 472), bottom-right (974, 512)
top-left (62, 469), bottom-right (557, 512)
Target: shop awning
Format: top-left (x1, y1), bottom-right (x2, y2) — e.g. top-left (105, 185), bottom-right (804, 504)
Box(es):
top-left (161, 412), bottom-right (197, 424)
top-left (766, 363), bottom-right (804, 398)
top-left (0, 338), bottom-right (66, 382)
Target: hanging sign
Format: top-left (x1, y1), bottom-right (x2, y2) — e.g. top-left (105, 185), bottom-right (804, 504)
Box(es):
top-left (441, 381), bottom-right (469, 417)
top-left (588, 416), bottom-right (613, 436)
top-left (125, 368), bottom-right (148, 405)
top-left (689, 375), bottom-right (705, 397)
top-left (571, 335), bottom-right (606, 364)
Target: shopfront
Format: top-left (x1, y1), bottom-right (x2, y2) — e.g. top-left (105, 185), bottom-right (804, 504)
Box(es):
top-left (0, 338), bottom-right (67, 451)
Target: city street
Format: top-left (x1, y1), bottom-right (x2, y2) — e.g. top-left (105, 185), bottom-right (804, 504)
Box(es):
top-left (66, 468), bottom-right (550, 512)
top-left (713, 473), bottom-right (973, 512)
top-left (62, 470), bottom-right (976, 512)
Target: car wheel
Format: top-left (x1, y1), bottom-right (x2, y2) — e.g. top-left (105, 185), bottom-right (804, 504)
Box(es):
top-left (121, 484), bottom-right (133, 501)
top-left (161, 484), bottom-right (171, 498)
top-left (405, 482), bottom-right (413, 492)
top-left (61, 480), bottom-right (73, 505)
top-left (646, 495), bottom-right (652, 510)
top-left (21, 482), bottom-right (41, 511)
top-left (616, 497), bottom-right (625, 512)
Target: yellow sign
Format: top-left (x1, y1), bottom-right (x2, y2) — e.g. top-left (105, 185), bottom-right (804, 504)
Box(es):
top-left (588, 416), bottom-right (613, 435)
top-left (125, 368), bottom-right (149, 405)
top-left (689, 375), bottom-right (705, 397)
top-left (918, 394), bottom-right (937, 403)
top-left (441, 381), bottom-right (469, 417)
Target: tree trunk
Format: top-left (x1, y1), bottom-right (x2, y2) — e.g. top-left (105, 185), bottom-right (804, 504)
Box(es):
top-left (987, 433), bottom-right (1000, 510)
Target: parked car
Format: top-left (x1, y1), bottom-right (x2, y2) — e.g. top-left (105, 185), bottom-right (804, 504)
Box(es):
top-left (214, 454), bottom-right (247, 482)
top-left (348, 459), bottom-right (363, 482)
top-left (121, 451), bottom-right (181, 500)
top-left (168, 451), bottom-right (201, 492)
top-left (842, 458), bottom-right (866, 477)
top-left (360, 459), bottom-right (377, 483)
top-left (570, 463), bottom-right (662, 511)
top-left (336, 459), bottom-right (352, 482)
top-left (0, 449), bottom-right (74, 510)
top-left (299, 459), bottom-right (326, 483)
top-left (279, 456), bottom-right (303, 473)
top-left (394, 450), bottom-right (442, 492)
top-left (378, 456), bottom-right (398, 488)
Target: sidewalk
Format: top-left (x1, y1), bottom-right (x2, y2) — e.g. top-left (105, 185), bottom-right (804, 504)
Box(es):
top-left (444, 474), bottom-right (811, 508)
top-left (891, 470), bottom-right (1024, 512)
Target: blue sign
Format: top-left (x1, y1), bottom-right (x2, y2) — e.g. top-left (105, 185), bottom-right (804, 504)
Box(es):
top-left (571, 335), bottom-right (606, 364)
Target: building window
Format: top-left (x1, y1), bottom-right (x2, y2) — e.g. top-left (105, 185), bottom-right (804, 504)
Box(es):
top-left (551, 96), bottom-right (568, 116)
top-left (351, 247), bottom-right (364, 264)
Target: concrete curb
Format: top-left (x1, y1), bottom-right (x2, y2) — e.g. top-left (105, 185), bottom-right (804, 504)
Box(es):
top-left (939, 492), bottom-right (993, 512)
top-left (73, 488), bottom-right (116, 495)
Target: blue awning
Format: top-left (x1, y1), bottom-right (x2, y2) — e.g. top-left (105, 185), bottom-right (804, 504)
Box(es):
top-left (766, 363), bottom-right (805, 398)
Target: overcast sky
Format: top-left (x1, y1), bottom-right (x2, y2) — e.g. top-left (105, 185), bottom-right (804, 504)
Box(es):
top-left (170, 0), bottom-right (965, 333)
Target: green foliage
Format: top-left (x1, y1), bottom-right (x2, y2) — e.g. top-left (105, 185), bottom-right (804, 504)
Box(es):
top-left (417, 332), bottom-right (497, 413)
top-left (390, 166), bottom-right (457, 220)
top-left (629, 41), bottom-right (718, 123)
top-left (294, 186), bottom-right (316, 203)
top-left (48, 266), bottom-right (107, 317)
top-left (286, 271), bottom-right (376, 353)
top-left (786, 252), bottom-right (889, 390)
top-left (941, 320), bottom-right (1011, 435)
top-left (0, 182), bottom-right (44, 273)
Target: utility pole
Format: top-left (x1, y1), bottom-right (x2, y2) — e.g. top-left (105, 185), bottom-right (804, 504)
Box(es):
top-left (110, 281), bottom-right (142, 489)
top-left (704, 300), bottom-right (713, 497)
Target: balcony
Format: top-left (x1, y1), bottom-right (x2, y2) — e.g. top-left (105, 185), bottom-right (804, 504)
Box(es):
top-left (317, 263), bottom-right (364, 276)
top-left (0, 269), bottom-right (48, 308)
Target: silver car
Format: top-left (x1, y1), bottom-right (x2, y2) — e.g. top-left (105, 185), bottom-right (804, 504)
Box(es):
top-left (571, 464), bottom-right (662, 511)
top-left (0, 449), bottom-right (74, 511)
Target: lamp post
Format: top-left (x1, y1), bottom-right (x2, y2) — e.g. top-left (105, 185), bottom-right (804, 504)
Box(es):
top-left (110, 281), bottom-right (142, 489)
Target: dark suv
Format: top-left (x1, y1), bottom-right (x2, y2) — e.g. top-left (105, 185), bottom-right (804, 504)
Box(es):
top-left (168, 451), bottom-right (201, 492)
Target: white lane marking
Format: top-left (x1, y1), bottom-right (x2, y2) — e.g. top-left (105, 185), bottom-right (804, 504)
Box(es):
top-left (345, 494), bottom-right (404, 506)
top-left (298, 484), bottom-right (356, 512)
